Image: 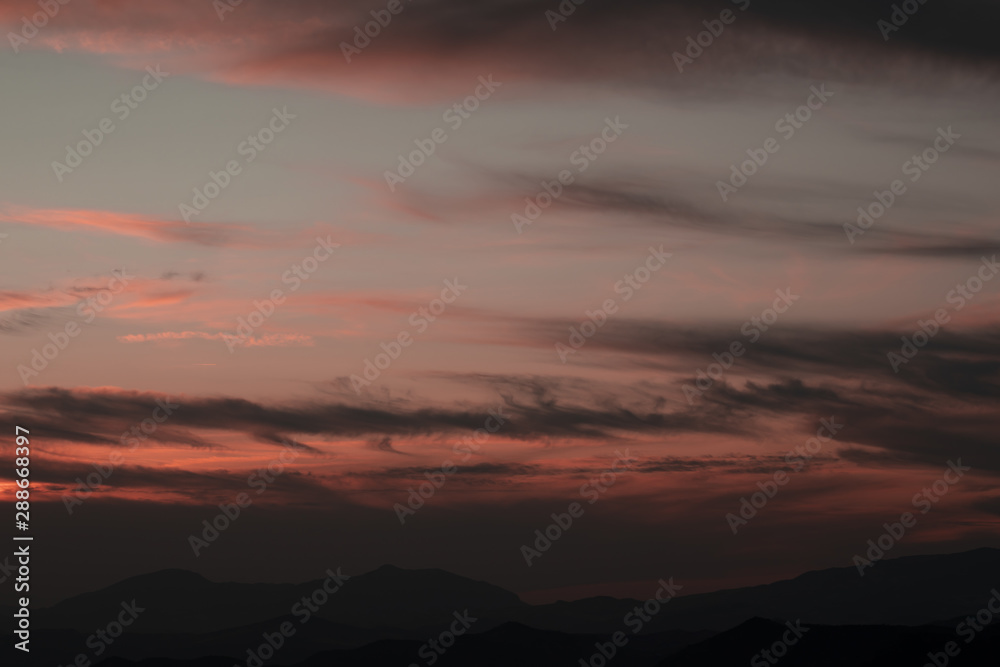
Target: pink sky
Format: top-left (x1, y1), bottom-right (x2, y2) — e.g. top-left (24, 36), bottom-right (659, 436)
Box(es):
top-left (1, 0), bottom-right (999, 605)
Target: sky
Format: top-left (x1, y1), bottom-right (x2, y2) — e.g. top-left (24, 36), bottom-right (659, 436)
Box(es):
top-left (0, 0), bottom-right (999, 606)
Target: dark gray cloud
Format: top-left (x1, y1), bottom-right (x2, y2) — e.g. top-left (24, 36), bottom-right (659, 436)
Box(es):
top-left (266, 0), bottom-right (1000, 81)
top-left (367, 436), bottom-right (410, 456)
top-left (0, 309), bottom-right (50, 334)
top-left (513, 179), bottom-right (1000, 259)
top-left (527, 319), bottom-right (1000, 398)
top-left (18, 0), bottom-right (999, 96)
top-left (0, 381), bottom-right (748, 456)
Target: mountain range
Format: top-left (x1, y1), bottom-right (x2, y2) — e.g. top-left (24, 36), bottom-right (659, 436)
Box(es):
top-left (4, 547), bottom-right (999, 666)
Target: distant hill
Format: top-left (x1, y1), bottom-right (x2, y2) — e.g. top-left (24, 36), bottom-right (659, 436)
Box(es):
top-left (91, 623), bottom-right (709, 667)
top-left (640, 546), bottom-right (1000, 632)
top-left (37, 564), bottom-right (524, 634)
top-left (664, 617), bottom-right (1000, 667)
top-left (48, 620), bottom-right (1000, 667)
top-left (6, 547), bottom-right (996, 666)
top-left (38, 548), bottom-right (1000, 637)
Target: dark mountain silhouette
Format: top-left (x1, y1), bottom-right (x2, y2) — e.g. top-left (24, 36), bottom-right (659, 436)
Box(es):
top-left (37, 568), bottom-right (302, 634)
top-left (91, 623), bottom-right (708, 667)
top-left (105, 615), bottom-right (399, 662)
top-left (320, 563), bottom-right (522, 628)
top-left (37, 564), bottom-right (524, 634)
top-left (38, 547), bottom-right (999, 638)
top-left (7, 548), bottom-right (998, 666)
top-left (47, 620), bottom-right (1000, 667)
top-left (640, 546), bottom-right (1000, 632)
top-left (664, 617), bottom-right (1000, 667)
top-left (506, 594), bottom-right (645, 633)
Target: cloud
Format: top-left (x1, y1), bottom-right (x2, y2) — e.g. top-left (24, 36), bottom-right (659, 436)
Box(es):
top-left (0, 309), bottom-right (49, 334)
top-left (366, 436), bottom-right (410, 456)
top-left (0, 289), bottom-right (79, 314)
top-left (3, 0), bottom-right (998, 103)
top-left (116, 331), bottom-right (315, 347)
top-left (396, 175), bottom-right (1000, 259)
top-left (501, 320), bottom-right (1000, 471)
top-left (0, 206), bottom-right (275, 247)
top-left (6, 320), bottom-right (998, 478)
top-left (0, 382), bottom-right (750, 453)
top-left (513, 316), bottom-right (1000, 390)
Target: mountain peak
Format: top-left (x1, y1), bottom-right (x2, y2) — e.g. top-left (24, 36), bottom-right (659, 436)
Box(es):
top-left (129, 568), bottom-right (210, 583)
top-left (370, 564), bottom-right (405, 573)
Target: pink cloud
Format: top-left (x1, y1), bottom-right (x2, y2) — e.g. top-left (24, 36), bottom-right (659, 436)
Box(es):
top-left (0, 205), bottom-right (270, 246)
top-left (118, 331), bottom-right (314, 347)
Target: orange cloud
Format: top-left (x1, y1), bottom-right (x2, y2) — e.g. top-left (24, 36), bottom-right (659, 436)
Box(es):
top-left (0, 289), bottom-right (79, 313)
top-left (118, 331), bottom-right (314, 347)
top-left (0, 205), bottom-right (269, 246)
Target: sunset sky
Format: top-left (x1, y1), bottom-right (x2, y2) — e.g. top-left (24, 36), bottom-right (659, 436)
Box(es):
top-left (1, 0), bottom-right (999, 606)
